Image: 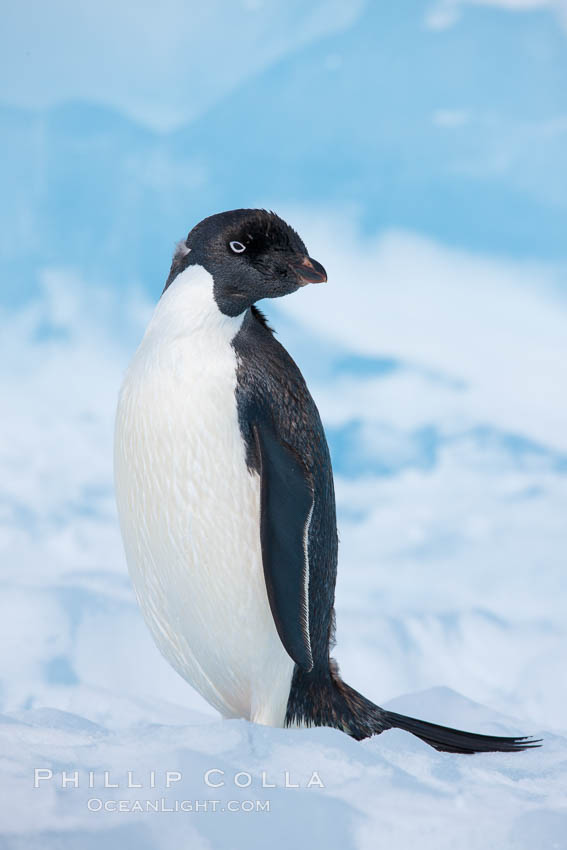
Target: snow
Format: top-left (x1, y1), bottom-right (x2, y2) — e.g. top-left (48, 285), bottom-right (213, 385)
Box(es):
top-left (1, 221), bottom-right (566, 847)
top-left (0, 692), bottom-right (563, 849)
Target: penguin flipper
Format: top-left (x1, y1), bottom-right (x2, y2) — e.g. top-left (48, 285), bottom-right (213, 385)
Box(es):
top-left (252, 422), bottom-right (314, 671)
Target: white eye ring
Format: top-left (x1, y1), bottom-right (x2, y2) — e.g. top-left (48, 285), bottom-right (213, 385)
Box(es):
top-left (229, 241), bottom-right (246, 253)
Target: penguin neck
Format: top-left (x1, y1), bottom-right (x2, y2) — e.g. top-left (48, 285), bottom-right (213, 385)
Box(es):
top-left (145, 264), bottom-right (246, 344)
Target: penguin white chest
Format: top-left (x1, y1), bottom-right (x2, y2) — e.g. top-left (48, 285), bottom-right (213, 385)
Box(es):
top-left (114, 266), bottom-right (294, 724)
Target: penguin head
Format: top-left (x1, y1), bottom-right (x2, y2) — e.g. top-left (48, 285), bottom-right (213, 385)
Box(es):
top-left (164, 209), bottom-right (327, 316)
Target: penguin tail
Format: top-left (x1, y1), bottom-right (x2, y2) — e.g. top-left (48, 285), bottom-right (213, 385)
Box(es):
top-left (378, 708), bottom-right (541, 754)
top-left (285, 662), bottom-right (541, 754)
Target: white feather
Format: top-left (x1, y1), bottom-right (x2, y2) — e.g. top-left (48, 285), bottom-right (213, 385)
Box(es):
top-left (302, 499), bottom-right (314, 668)
top-left (114, 264), bottom-right (294, 725)
top-left (175, 241), bottom-right (190, 259)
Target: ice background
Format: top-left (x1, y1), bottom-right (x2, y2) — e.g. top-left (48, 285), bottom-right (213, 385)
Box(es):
top-left (1, 1), bottom-right (567, 847)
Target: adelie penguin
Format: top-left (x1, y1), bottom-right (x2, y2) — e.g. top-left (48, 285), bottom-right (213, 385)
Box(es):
top-left (114, 209), bottom-right (539, 754)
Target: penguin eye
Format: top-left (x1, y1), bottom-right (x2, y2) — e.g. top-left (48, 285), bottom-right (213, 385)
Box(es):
top-left (229, 241), bottom-right (246, 254)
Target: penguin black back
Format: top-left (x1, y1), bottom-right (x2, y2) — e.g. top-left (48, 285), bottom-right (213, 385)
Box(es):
top-left (233, 306), bottom-right (338, 672)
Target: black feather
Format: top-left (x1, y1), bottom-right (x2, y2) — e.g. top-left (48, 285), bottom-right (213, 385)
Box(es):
top-left (382, 710), bottom-right (542, 754)
top-left (250, 305), bottom-right (275, 333)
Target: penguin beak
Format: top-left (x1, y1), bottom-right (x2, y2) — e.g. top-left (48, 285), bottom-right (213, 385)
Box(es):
top-left (291, 256), bottom-right (327, 286)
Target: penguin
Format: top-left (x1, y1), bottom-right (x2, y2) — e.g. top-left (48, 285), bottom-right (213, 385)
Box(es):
top-left (114, 209), bottom-right (539, 753)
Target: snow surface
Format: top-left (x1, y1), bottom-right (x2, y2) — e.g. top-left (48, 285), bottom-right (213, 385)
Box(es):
top-left (1, 219), bottom-right (566, 848)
